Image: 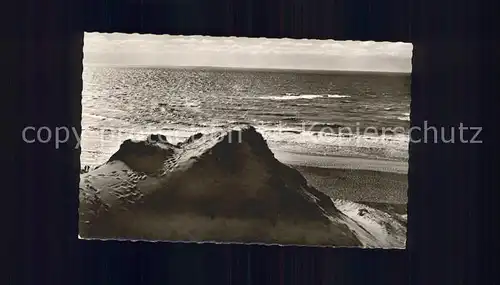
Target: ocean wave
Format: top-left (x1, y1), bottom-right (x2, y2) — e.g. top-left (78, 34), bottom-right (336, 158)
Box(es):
top-left (258, 94), bottom-right (323, 100)
top-left (258, 125), bottom-right (408, 144)
top-left (258, 94), bottom-right (351, 101)
top-left (397, 112), bottom-right (410, 121)
top-left (327, 94), bottom-right (351, 98)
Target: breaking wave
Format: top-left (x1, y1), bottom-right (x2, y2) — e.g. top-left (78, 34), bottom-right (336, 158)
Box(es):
top-left (258, 94), bottom-right (351, 101)
top-left (397, 112), bottom-right (410, 121)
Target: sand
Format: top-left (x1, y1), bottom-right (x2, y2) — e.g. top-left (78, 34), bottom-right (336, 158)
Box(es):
top-left (293, 166), bottom-right (407, 204)
top-left (79, 125), bottom-right (407, 248)
top-left (271, 150), bottom-right (408, 204)
top-left (273, 150), bottom-right (408, 174)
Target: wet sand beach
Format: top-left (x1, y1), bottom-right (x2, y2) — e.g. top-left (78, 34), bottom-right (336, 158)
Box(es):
top-left (274, 151), bottom-right (408, 204)
top-left (295, 165), bottom-right (407, 204)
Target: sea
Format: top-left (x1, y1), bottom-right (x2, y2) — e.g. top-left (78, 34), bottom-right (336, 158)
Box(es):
top-left (81, 66), bottom-right (411, 167)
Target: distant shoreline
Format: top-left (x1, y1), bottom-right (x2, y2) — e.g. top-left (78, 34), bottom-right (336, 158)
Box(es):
top-left (83, 63), bottom-right (411, 76)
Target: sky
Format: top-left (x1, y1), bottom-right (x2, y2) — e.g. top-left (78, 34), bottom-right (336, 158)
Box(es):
top-left (84, 32), bottom-right (413, 73)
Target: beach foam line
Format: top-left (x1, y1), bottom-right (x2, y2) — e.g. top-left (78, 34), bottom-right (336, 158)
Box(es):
top-left (258, 94), bottom-right (351, 101)
top-left (258, 94), bottom-right (323, 100)
top-left (397, 112), bottom-right (410, 121)
top-left (79, 126), bottom-right (367, 246)
top-left (327, 94), bottom-right (351, 98)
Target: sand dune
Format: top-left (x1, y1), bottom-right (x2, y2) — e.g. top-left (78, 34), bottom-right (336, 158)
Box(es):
top-left (79, 125), bottom-right (406, 248)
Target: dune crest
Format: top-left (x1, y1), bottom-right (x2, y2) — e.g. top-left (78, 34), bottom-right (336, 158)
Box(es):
top-left (79, 125), bottom-right (406, 247)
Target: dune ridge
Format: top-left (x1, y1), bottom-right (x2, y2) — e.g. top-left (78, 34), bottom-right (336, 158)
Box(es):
top-left (79, 124), bottom-right (406, 248)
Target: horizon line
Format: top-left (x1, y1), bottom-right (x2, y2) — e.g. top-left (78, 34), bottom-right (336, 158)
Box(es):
top-left (83, 63), bottom-right (411, 75)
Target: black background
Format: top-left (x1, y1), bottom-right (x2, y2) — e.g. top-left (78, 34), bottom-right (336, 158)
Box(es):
top-left (9, 0), bottom-right (497, 284)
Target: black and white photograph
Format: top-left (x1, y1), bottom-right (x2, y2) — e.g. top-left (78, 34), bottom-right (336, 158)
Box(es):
top-left (79, 33), bottom-right (412, 248)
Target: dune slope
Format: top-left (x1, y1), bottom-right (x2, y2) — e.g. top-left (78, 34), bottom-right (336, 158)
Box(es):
top-left (79, 125), bottom-right (406, 247)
